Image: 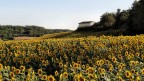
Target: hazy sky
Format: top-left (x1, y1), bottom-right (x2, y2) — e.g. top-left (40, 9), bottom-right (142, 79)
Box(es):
top-left (0, 0), bottom-right (135, 30)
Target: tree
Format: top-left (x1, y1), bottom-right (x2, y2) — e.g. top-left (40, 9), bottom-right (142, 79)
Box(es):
top-left (128, 0), bottom-right (144, 34)
top-left (100, 12), bottom-right (116, 30)
top-left (114, 10), bottom-right (130, 29)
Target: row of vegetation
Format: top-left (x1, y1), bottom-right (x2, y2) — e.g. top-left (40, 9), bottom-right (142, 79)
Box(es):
top-left (0, 25), bottom-right (71, 40)
top-left (77, 0), bottom-right (144, 35)
top-left (0, 35), bottom-right (144, 81)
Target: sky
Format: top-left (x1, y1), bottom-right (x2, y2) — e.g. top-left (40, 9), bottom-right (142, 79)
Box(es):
top-left (0, 0), bottom-right (135, 30)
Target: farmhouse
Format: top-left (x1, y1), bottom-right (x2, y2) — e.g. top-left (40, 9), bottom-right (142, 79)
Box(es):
top-left (78, 21), bottom-right (95, 28)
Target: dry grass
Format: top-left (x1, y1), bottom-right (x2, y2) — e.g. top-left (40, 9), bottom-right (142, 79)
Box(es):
top-left (39, 32), bottom-right (72, 39)
top-left (14, 37), bottom-right (37, 40)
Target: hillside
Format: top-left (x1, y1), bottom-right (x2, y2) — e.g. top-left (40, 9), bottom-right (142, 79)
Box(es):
top-left (0, 25), bottom-right (71, 40)
top-left (38, 29), bottom-right (131, 39)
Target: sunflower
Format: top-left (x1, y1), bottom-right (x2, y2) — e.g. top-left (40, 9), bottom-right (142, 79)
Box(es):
top-left (125, 51), bottom-right (129, 57)
top-left (41, 75), bottom-right (47, 80)
top-left (109, 64), bottom-right (113, 68)
top-left (131, 69), bottom-right (136, 74)
top-left (98, 68), bottom-right (102, 73)
top-left (0, 73), bottom-right (2, 80)
top-left (11, 66), bottom-right (16, 72)
top-left (123, 45), bottom-right (128, 50)
top-left (1, 54), bottom-right (6, 58)
top-left (136, 75), bottom-right (141, 81)
top-left (109, 68), bottom-right (113, 72)
top-left (5, 66), bottom-right (10, 70)
top-left (27, 67), bottom-right (33, 73)
top-left (9, 72), bottom-right (15, 78)
top-left (24, 57), bottom-right (30, 63)
top-left (118, 54), bottom-right (123, 59)
top-left (134, 61), bottom-right (139, 65)
top-left (101, 68), bottom-right (106, 74)
top-left (77, 61), bottom-right (82, 65)
top-left (63, 72), bottom-right (68, 78)
top-left (13, 57), bottom-right (17, 62)
top-left (32, 71), bottom-right (35, 76)
top-left (118, 65), bottom-right (123, 72)
top-left (10, 78), bottom-right (16, 81)
top-left (82, 65), bottom-right (85, 69)
top-left (0, 64), bottom-right (3, 71)
top-left (37, 69), bottom-right (43, 76)
top-left (73, 63), bottom-right (79, 69)
top-left (120, 63), bottom-right (125, 67)
top-left (98, 68), bottom-right (105, 74)
top-left (94, 74), bottom-right (98, 79)
top-left (112, 57), bottom-right (117, 63)
top-left (26, 77), bottom-right (30, 81)
top-left (129, 61), bottom-right (135, 66)
top-left (96, 61), bottom-right (100, 66)
top-left (104, 60), bottom-right (109, 64)
top-left (125, 70), bottom-right (132, 78)
top-left (19, 60), bottom-right (23, 65)
top-left (15, 69), bottom-right (21, 74)
top-left (47, 75), bottom-right (55, 81)
top-left (117, 76), bottom-right (123, 81)
top-left (100, 60), bottom-right (104, 66)
top-left (59, 62), bottom-right (63, 68)
top-left (141, 55), bottom-right (144, 60)
top-left (135, 52), bottom-right (140, 57)
top-left (55, 70), bottom-right (59, 76)
top-left (31, 75), bottom-right (35, 80)
top-left (77, 76), bottom-right (86, 81)
top-left (20, 65), bottom-right (25, 72)
top-left (87, 67), bottom-right (94, 74)
top-left (88, 74), bottom-right (95, 79)
top-left (141, 68), bottom-right (144, 75)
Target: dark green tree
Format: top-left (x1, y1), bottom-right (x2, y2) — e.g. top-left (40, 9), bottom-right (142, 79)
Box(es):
top-left (100, 12), bottom-right (116, 30)
top-left (128, 0), bottom-right (144, 34)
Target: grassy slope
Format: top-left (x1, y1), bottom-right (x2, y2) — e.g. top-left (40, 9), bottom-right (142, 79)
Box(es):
top-left (14, 37), bottom-right (37, 40)
top-left (12, 30), bottom-right (144, 40)
top-left (38, 30), bottom-right (140, 39)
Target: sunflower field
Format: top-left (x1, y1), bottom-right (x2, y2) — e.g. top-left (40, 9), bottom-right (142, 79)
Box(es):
top-left (0, 35), bottom-right (144, 81)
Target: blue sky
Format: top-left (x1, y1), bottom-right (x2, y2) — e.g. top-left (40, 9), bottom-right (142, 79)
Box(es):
top-left (0, 0), bottom-right (135, 30)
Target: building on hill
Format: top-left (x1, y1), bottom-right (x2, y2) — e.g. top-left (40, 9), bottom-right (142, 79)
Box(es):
top-left (78, 21), bottom-right (95, 28)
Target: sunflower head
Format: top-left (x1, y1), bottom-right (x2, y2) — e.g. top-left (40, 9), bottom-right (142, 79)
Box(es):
top-left (117, 76), bottom-right (123, 81)
top-left (136, 75), bottom-right (141, 81)
top-left (37, 69), bottom-right (43, 76)
top-left (41, 75), bottom-right (47, 80)
top-left (20, 65), bottom-right (25, 72)
top-left (15, 69), bottom-right (21, 74)
top-left (63, 72), bottom-right (68, 78)
top-left (9, 72), bottom-right (15, 78)
top-left (59, 62), bottom-right (63, 68)
top-left (125, 70), bottom-right (132, 78)
top-left (87, 67), bottom-right (94, 74)
top-left (73, 63), bottom-right (79, 69)
top-left (78, 76), bottom-right (86, 81)
top-left (141, 68), bottom-right (144, 75)
top-left (0, 64), bottom-right (3, 71)
top-left (112, 57), bottom-right (117, 63)
top-left (55, 70), bottom-right (59, 76)
top-left (47, 75), bottom-right (55, 81)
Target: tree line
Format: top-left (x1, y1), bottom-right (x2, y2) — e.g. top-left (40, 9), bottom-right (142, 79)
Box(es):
top-left (0, 25), bottom-right (71, 40)
top-left (77, 0), bottom-right (144, 35)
